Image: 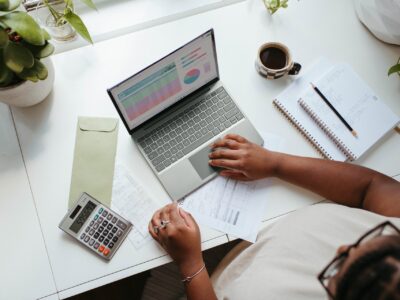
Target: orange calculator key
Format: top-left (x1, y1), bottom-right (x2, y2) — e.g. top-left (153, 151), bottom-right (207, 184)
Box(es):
top-left (98, 245), bottom-right (105, 253)
top-left (103, 249), bottom-right (110, 256)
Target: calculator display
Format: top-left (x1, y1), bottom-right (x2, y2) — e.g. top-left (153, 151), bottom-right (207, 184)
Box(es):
top-left (69, 201), bottom-right (96, 233)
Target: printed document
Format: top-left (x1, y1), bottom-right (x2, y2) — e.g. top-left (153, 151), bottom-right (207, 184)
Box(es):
top-left (111, 164), bottom-right (159, 249)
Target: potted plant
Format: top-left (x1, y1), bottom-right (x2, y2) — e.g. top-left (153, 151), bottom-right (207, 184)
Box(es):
top-left (43, 0), bottom-right (96, 43)
top-left (0, 0), bottom-right (55, 107)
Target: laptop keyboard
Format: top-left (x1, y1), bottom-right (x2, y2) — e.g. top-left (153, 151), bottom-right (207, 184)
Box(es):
top-left (138, 87), bottom-right (244, 172)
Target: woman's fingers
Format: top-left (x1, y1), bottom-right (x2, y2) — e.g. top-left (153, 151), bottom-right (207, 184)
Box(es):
top-left (209, 158), bottom-right (242, 169)
top-left (178, 207), bottom-right (197, 229)
top-left (224, 134), bottom-right (248, 144)
top-left (212, 138), bottom-right (241, 150)
top-left (148, 222), bottom-right (159, 240)
top-left (209, 148), bottom-right (241, 160)
top-left (151, 209), bottom-right (162, 227)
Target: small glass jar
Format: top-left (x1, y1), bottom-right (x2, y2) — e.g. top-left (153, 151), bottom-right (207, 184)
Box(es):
top-left (45, 13), bottom-right (77, 42)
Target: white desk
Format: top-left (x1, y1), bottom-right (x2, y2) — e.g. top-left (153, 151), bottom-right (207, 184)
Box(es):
top-left (6, 0), bottom-right (400, 298)
top-left (0, 103), bottom-right (57, 300)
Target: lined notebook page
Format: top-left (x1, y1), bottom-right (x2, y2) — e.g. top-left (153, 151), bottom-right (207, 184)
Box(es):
top-left (273, 58), bottom-right (348, 161)
top-left (300, 64), bottom-right (399, 160)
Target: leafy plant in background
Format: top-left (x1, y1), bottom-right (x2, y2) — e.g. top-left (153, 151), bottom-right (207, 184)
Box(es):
top-left (263, 0), bottom-right (289, 14)
top-left (44, 0), bottom-right (96, 44)
top-left (0, 0), bottom-right (54, 86)
top-left (388, 57), bottom-right (400, 78)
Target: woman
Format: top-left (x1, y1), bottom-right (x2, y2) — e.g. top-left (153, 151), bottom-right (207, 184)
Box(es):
top-left (148, 134), bottom-right (400, 299)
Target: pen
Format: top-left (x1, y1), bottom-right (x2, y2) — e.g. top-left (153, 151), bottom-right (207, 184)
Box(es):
top-left (310, 83), bottom-right (358, 137)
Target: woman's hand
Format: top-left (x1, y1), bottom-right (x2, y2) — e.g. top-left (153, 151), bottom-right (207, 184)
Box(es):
top-left (209, 133), bottom-right (279, 181)
top-left (148, 203), bottom-right (204, 276)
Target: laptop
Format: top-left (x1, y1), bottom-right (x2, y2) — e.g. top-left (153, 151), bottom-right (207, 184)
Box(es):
top-left (107, 29), bottom-right (263, 201)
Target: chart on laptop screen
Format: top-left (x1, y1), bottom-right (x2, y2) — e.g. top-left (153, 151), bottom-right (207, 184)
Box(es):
top-left (119, 63), bottom-right (183, 121)
top-left (112, 30), bottom-right (218, 130)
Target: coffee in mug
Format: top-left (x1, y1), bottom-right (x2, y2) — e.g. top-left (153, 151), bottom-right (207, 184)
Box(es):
top-left (255, 42), bottom-right (301, 79)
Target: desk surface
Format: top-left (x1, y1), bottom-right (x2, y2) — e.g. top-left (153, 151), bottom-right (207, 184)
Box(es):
top-left (5, 0), bottom-right (400, 298)
top-left (0, 104), bottom-right (57, 299)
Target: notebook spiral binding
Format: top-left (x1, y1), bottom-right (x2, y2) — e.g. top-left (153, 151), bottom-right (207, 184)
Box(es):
top-left (273, 100), bottom-right (334, 160)
top-left (298, 99), bottom-right (356, 161)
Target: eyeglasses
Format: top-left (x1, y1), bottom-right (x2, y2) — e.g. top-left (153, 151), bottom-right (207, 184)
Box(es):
top-left (318, 221), bottom-right (400, 299)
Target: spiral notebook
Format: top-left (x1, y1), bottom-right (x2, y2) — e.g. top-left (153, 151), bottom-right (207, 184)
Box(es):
top-left (273, 59), bottom-right (399, 161)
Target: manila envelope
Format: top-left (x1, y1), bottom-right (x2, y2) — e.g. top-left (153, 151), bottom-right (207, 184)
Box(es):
top-left (68, 117), bottom-right (119, 208)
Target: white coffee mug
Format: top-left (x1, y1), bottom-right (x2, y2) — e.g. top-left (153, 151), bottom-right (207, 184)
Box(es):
top-left (255, 42), bottom-right (301, 79)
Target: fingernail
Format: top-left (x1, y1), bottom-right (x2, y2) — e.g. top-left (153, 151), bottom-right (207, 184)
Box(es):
top-left (208, 160), bottom-right (213, 165)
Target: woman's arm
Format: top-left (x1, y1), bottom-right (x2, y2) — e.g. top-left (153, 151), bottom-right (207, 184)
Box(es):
top-left (209, 134), bottom-right (400, 217)
top-left (148, 204), bottom-right (217, 300)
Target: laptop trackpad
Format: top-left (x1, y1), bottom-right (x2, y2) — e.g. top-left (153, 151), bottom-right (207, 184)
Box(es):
top-left (189, 145), bottom-right (221, 180)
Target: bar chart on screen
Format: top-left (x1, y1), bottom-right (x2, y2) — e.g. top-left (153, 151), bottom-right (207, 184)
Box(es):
top-left (118, 63), bottom-right (183, 120)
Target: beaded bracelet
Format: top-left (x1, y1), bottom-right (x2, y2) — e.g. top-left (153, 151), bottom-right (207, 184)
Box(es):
top-left (181, 263), bottom-right (206, 283)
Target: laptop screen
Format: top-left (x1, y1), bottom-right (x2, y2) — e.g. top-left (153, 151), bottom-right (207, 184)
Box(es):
top-left (108, 30), bottom-right (219, 132)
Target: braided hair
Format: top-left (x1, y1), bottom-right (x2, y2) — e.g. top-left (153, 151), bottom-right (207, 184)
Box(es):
top-left (335, 236), bottom-right (400, 300)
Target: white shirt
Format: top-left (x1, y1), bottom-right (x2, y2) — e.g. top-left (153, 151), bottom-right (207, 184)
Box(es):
top-left (211, 203), bottom-right (400, 300)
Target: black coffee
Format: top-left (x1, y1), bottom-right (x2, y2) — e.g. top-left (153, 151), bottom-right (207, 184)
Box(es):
top-left (260, 47), bottom-right (287, 69)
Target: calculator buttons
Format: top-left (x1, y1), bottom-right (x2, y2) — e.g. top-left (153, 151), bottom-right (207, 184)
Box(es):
top-left (89, 229), bottom-right (95, 236)
top-left (103, 249), bottom-right (110, 256)
top-left (89, 239), bottom-right (95, 246)
top-left (117, 220), bottom-right (127, 230)
top-left (90, 221), bottom-right (94, 226)
top-left (98, 236), bottom-right (104, 242)
top-left (94, 215), bottom-right (99, 220)
top-left (102, 211), bottom-right (108, 217)
top-left (108, 242), bottom-right (114, 249)
top-left (107, 224), bottom-right (113, 230)
top-left (94, 242), bottom-right (100, 249)
top-left (107, 214), bottom-right (113, 221)
top-left (104, 239), bottom-right (110, 246)
top-left (116, 230), bottom-right (122, 237)
top-left (103, 229), bottom-right (109, 235)
top-left (112, 217), bottom-right (117, 224)
top-left (107, 233), bottom-right (113, 239)
top-left (93, 223), bottom-right (99, 229)
top-left (94, 232), bottom-right (99, 239)
top-left (98, 245), bottom-right (105, 253)
top-left (112, 227), bottom-right (117, 233)
top-left (80, 233), bottom-right (86, 240)
top-left (99, 208), bottom-right (103, 214)
top-left (84, 236), bottom-right (90, 243)
top-left (102, 221), bottom-right (108, 227)
top-left (98, 217), bottom-right (104, 223)
top-left (112, 236), bottom-right (118, 243)
top-left (98, 226), bottom-right (104, 233)
top-left (85, 227), bottom-right (90, 233)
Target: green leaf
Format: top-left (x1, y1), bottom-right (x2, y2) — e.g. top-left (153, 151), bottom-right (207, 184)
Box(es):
top-left (64, 10), bottom-right (93, 44)
top-left (79, 0), bottom-right (96, 10)
top-left (0, 0), bottom-right (21, 11)
top-left (0, 28), bottom-right (8, 47)
top-left (0, 51), bottom-right (14, 86)
top-left (0, 0), bottom-right (10, 11)
top-left (25, 41), bottom-right (54, 58)
top-left (1, 11), bottom-right (45, 45)
top-left (17, 58), bottom-right (47, 82)
top-left (17, 67), bottom-right (38, 82)
top-left (42, 28), bottom-right (51, 41)
top-left (388, 63), bottom-right (400, 76)
top-left (34, 59), bottom-right (47, 80)
top-left (3, 41), bottom-right (34, 73)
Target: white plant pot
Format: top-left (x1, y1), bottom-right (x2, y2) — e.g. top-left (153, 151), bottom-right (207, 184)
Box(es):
top-left (0, 58), bottom-right (55, 107)
top-left (354, 0), bottom-right (400, 45)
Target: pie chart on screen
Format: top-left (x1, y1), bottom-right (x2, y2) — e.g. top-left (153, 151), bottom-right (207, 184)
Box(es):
top-left (184, 69), bottom-right (200, 84)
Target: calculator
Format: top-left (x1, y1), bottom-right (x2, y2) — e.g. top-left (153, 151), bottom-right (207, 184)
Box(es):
top-left (59, 192), bottom-right (132, 260)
